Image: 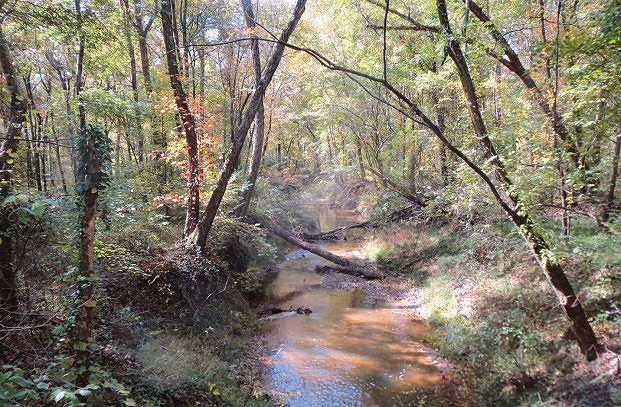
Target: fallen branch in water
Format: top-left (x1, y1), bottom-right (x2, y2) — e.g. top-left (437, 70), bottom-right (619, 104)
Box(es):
top-left (314, 264), bottom-right (383, 279)
top-left (247, 213), bottom-right (384, 279)
top-left (302, 204), bottom-right (418, 242)
top-left (302, 221), bottom-right (371, 241)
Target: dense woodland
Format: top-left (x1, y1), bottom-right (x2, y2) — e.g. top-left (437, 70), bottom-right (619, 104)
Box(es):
top-left (0, 0), bottom-right (620, 405)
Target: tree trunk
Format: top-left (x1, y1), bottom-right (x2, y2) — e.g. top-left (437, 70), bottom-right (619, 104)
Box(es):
top-left (193, 0), bottom-right (307, 250)
top-left (237, 0), bottom-right (266, 217)
top-left (25, 132), bottom-right (33, 188)
top-left (51, 113), bottom-right (68, 194)
top-left (122, 0), bottom-right (144, 162)
top-left (115, 131), bottom-right (121, 178)
top-left (161, 0), bottom-right (200, 237)
top-left (75, 0), bottom-right (86, 135)
top-left (72, 126), bottom-right (108, 387)
top-left (602, 135), bottom-right (621, 224)
top-left (355, 140), bottom-right (365, 181)
top-left (74, 187), bottom-right (97, 387)
top-left (437, 0), bottom-right (600, 360)
top-left (0, 25), bottom-right (27, 309)
top-left (431, 90), bottom-right (448, 185)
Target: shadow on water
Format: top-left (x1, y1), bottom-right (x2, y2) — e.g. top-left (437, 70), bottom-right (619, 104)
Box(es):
top-left (261, 207), bottom-right (457, 407)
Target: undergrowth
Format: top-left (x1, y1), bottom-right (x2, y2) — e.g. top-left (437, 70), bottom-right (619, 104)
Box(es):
top-left (1, 178), bottom-right (274, 406)
top-left (365, 216), bottom-right (621, 407)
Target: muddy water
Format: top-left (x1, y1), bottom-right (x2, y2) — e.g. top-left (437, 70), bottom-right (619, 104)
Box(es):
top-left (262, 208), bottom-right (449, 407)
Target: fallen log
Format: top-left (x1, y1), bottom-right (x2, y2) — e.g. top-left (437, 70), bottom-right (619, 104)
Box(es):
top-left (258, 305), bottom-right (312, 320)
top-left (302, 204), bottom-right (417, 242)
top-left (248, 214), bottom-right (384, 279)
top-left (364, 166), bottom-right (428, 206)
top-left (314, 264), bottom-right (383, 279)
top-left (302, 221), bottom-right (370, 241)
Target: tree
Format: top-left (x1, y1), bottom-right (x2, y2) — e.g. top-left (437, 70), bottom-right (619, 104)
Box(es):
top-left (236, 0), bottom-right (266, 217)
top-left (0, 23), bottom-right (27, 309)
top-left (161, 0), bottom-right (200, 237)
top-left (435, 0), bottom-right (599, 360)
top-left (71, 125), bottom-right (111, 386)
top-left (192, 0), bottom-right (307, 250)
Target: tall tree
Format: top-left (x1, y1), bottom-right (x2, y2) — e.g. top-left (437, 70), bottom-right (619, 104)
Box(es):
top-left (237, 0), bottom-right (265, 217)
top-left (435, 0), bottom-right (599, 360)
top-left (161, 0), bottom-right (200, 237)
top-left (0, 23), bottom-right (27, 309)
top-left (193, 0), bottom-right (307, 250)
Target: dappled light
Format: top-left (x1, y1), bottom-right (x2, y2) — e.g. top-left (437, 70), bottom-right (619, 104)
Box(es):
top-left (0, 0), bottom-right (620, 405)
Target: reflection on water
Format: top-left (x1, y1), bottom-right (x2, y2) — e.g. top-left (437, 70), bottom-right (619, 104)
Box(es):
top-left (262, 208), bottom-right (450, 407)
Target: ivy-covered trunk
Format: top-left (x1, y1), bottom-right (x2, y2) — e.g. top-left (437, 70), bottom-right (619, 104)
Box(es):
top-left (0, 25), bottom-right (27, 310)
top-left (71, 126), bottom-right (110, 386)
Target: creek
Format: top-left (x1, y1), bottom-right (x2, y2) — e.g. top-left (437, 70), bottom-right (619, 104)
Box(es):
top-left (261, 207), bottom-right (452, 406)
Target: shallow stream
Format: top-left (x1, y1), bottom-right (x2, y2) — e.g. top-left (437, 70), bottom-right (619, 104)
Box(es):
top-left (261, 208), bottom-right (453, 406)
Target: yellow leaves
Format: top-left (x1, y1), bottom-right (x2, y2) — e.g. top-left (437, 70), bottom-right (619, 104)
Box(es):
top-left (208, 382), bottom-right (221, 396)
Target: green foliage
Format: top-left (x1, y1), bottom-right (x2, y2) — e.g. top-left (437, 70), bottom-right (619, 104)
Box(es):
top-left (75, 125), bottom-right (112, 196)
top-left (0, 363), bottom-right (135, 407)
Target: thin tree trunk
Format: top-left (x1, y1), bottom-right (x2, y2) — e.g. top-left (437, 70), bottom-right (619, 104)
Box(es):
top-left (51, 113), bottom-right (68, 193)
top-left (25, 132), bottom-right (33, 188)
top-left (356, 139), bottom-right (365, 181)
top-left (115, 131), bottom-right (121, 178)
top-left (437, 0), bottom-right (599, 360)
top-left (122, 0), bottom-right (144, 162)
top-left (60, 77), bottom-right (78, 183)
top-left (431, 89), bottom-right (448, 185)
top-left (237, 0), bottom-right (266, 217)
top-left (24, 75), bottom-right (42, 191)
top-left (602, 135), bottom-right (621, 224)
top-left (75, 0), bottom-right (86, 134)
top-left (193, 0), bottom-right (307, 250)
top-left (161, 0), bottom-right (200, 237)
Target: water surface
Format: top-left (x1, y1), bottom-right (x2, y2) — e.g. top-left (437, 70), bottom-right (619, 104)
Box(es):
top-left (262, 207), bottom-right (450, 407)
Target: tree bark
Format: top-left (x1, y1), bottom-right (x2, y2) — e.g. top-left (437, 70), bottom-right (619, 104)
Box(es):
top-left (161, 0), bottom-right (200, 237)
top-left (437, 0), bottom-right (600, 360)
top-left (192, 0), bottom-right (307, 250)
top-left (72, 126), bottom-right (106, 387)
top-left (0, 24), bottom-right (27, 309)
top-left (237, 0), bottom-right (266, 217)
